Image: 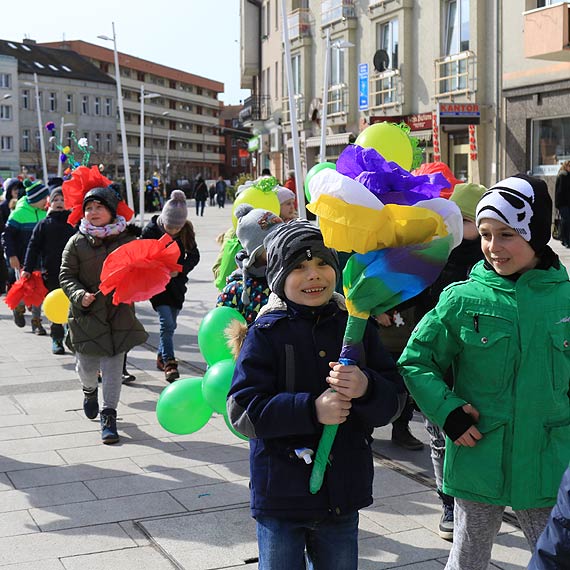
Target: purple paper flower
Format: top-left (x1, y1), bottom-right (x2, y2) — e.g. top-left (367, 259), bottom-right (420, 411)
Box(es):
top-left (336, 145), bottom-right (449, 206)
top-left (59, 153), bottom-right (67, 163)
top-left (45, 121), bottom-right (56, 132)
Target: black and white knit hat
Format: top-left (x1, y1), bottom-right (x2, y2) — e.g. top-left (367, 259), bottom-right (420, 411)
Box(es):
top-left (24, 179), bottom-right (49, 204)
top-left (264, 219), bottom-right (340, 299)
top-left (475, 173), bottom-right (552, 252)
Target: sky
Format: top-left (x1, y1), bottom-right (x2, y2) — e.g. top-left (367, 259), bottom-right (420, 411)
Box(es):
top-left (4, 0), bottom-right (251, 106)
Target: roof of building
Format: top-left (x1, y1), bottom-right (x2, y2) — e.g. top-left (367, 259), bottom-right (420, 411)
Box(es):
top-left (0, 39), bottom-right (115, 84)
top-left (220, 105), bottom-right (244, 120)
top-left (41, 40), bottom-right (224, 93)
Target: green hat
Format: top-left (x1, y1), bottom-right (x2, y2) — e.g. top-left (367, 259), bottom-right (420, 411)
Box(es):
top-left (449, 182), bottom-right (487, 222)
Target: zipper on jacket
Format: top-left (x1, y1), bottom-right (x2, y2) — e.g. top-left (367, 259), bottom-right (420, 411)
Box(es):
top-left (473, 314), bottom-right (479, 332)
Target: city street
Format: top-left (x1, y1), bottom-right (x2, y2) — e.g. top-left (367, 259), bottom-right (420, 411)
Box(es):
top-left (0, 200), bottom-right (561, 569)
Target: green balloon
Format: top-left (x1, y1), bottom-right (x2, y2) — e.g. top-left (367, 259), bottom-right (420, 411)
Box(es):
top-left (202, 359), bottom-right (235, 414)
top-left (223, 412), bottom-right (248, 441)
top-left (156, 376), bottom-right (213, 435)
top-left (198, 306), bottom-right (246, 365)
top-left (304, 162), bottom-right (336, 203)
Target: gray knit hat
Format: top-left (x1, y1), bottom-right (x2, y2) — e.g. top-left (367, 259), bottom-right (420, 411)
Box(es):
top-left (264, 219), bottom-right (340, 299)
top-left (159, 190), bottom-right (188, 228)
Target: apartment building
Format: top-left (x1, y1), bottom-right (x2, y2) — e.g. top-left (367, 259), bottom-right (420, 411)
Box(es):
top-left (43, 40), bottom-right (225, 185)
top-left (220, 104), bottom-right (253, 180)
top-left (241, 0), bottom-right (501, 186)
top-left (0, 39), bottom-right (115, 181)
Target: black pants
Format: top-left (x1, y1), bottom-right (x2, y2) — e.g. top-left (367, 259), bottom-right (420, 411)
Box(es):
top-left (196, 200), bottom-right (205, 216)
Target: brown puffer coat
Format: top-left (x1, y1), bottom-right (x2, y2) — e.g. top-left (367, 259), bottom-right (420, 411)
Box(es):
top-left (59, 228), bottom-right (148, 356)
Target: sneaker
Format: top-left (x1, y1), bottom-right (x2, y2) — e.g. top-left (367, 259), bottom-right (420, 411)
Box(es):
top-left (438, 501), bottom-right (454, 541)
top-left (121, 370), bottom-right (136, 384)
top-left (51, 338), bottom-right (65, 355)
top-left (31, 317), bottom-right (47, 336)
top-left (391, 424), bottom-right (424, 451)
top-left (100, 408), bottom-right (119, 444)
top-left (156, 354), bottom-right (165, 371)
top-left (12, 307), bottom-right (25, 328)
top-left (164, 359), bottom-right (180, 383)
top-left (83, 388), bottom-right (99, 420)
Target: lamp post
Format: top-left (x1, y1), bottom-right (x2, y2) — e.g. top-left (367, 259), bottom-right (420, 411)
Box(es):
top-left (24, 74), bottom-right (48, 183)
top-left (139, 86), bottom-right (160, 225)
top-left (319, 34), bottom-right (354, 163)
top-left (97, 23), bottom-right (134, 210)
top-left (57, 118), bottom-right (75, 177)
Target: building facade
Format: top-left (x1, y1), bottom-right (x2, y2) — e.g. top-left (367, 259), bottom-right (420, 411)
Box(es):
top-left (0, 39), bottom-right (116, 181)
top-left (42, 40), bottom-right (226, 187)
top-left (220, 104), bottom-right (253, 181)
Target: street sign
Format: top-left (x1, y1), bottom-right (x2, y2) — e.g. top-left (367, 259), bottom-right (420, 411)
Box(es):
top-left (358, 63), bottom-right (369, 111)
top-left (247, 136), bottom-right (259, 152)
top-left (438, 102), bottom-right (480, 125)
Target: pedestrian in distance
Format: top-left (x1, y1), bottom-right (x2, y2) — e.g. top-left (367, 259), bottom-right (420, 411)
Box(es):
top-left (142, 190), bottom-right (200, 383)
top-left (399, 174), bottom-right (570, 569)
top-left (194, 174), bottom-right (208, 216)
top-left (2, 179), bottom-right (49, 333)
top-left (208, 183), bottom-right (216, 207)
top-left (216, 204), bottom-right (283, 323)
top-left (215, 176), bottom-right (227, 209)
top-left (227, 219), bottom-right (405, 570)
top-left (555, 160), bottom-right (570, 248)
top-left (412, 181), bottom-right (487, 541)
top-left (59, 187), bottom-right (148, 444)
top-left (22, 186), bottom-right (76, 354)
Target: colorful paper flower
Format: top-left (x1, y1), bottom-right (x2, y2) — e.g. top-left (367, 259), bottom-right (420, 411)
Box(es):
top-left (77, 138), bottom-right (88, 149)
top-left (44, 121), bottom-right (56, 132)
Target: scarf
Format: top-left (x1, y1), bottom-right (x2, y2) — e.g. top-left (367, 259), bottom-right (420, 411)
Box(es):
top-left (79, 215), bottom-right (127, 239)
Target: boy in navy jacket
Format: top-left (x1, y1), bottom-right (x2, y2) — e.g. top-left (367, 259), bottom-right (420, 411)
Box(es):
top-left (227, 220), bottom-right (405, 570)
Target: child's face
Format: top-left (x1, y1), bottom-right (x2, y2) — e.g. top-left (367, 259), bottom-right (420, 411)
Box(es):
top-left (479, 218), bottom-right (538, 275)
top-left (31, 197), bottom-right (48, 210)
top-left (163, 224), bottom-right (182, 237)
top-left (279, 199), bottom-right (297, 222)
top-left (84, 201), bottom-right (112, 227)
top-left (463, 218), bottom-right (480, 240)
top-left (49, 195), bottom-right (65, 212)
top-left (283, 256), bottom-right (336, 307)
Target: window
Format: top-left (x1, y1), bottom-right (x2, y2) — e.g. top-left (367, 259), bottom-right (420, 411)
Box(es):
top-left (231, 156), bottom-right (238, 167)
top-left (95, 133), bottom-right (101, 152)
top-left (241, 157), bottom-right (248, 168)
top-left (100, 62), bottom-right (109, 73)
top-left (66, 131), bottom-right (73, 146)
top-left (378, 18), bottom-right (399, 70)
top-left (94, 97), bottom-right (101, 116)
top-left (35, 130), bottom-right (41, 151)
top-left (232, 138), bottom-right (237, 147)
top-left (38, 91), bottom-right (43, 111)
top-left (0, 105), bottom-right (11, 120)
top-left (531, 116), bottom-right (570, 175)
top-left (82, 95), bottom-right (89, 114)
top-left (0, 136), bottom-right (12, 151)
top-left (105, 97), bottom-right (112, 116)
top-left (330, 45), bottom-right (345, 86)
top-left (137, 71), bottom-right (145, 81)
top-left (275, 61), bottom-right (279, 96)
top-left (106, 133), bottom-right (112, 153)
top-left (22, 89), bottom-right (29, 110)
top-left (444, 0), bottom-right (470, 56)
top-left (0, 74), bottom-right (11, 89)
top-left (22, 129), bottom-right (30, 152)
top-left (66, 94), bottom-right (73, 113)
top-left (49, 92), bottom-right (57, 112)
top-left (291, 54), bottom-right (301, 94)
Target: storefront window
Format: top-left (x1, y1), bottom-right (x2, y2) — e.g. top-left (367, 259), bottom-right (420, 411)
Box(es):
top-left (531, 117), bottom-right (570, 176)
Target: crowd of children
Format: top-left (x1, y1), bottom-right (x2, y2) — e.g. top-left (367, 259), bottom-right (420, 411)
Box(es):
top-left (2, 167), bottom-right (569, 567)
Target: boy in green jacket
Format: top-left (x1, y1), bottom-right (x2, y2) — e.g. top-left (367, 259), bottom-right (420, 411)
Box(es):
top-left (399, 174), bottom-right (570, 570)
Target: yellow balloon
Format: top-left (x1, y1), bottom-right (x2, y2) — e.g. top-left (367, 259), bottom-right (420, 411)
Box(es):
top-left (43, 288), bottom-right (70, 325)
top-left (232, 186), bottom-right (280, 229)
top-left (355, 122), bottom-right (414, 171)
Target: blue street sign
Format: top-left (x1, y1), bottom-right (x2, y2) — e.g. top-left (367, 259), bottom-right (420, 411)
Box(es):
top-left (358, 63), bottom-right (369, 111)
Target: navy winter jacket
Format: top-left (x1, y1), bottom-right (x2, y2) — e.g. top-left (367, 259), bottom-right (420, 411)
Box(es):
top-left (23, 210), bottom-right (76, 291)
top-left (528, 465), bottom-right (570, 569)
top-left (227, 293), bottom-right (406, 520)
top-left (141, 215), bottom-right (200, 310)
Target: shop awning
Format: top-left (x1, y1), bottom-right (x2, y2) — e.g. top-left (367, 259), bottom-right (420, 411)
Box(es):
top-left (304, 132), bottom-right (354, 148)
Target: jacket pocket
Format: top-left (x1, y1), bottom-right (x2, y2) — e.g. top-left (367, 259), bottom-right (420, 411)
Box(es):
top-left (548, 329), bottom-right (570, 393)
top-left (540, 418), bottom-right (570, 499)
top-left (444, 418), bottom-right (507, 499)
top-left (458, 327), bottom-right (511, 394)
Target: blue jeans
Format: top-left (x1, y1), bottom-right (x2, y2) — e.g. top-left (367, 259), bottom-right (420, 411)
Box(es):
top-left (156, 305), bottom-right (180, 361)
top-left (256, 511), bottom-right (359, 570)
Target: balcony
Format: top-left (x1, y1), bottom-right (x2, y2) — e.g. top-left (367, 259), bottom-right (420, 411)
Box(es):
top-left (238, 95), bottom-right (272, 124)
top-left (321, 0), bottom-right (356, 27)
top-left (326, 83), bottom-right (349, 117)
top-left (434, 51), bottom-right (476, 100)
top-left (369, 69), bottom-right (403, 112)
top-left (289, 9), bottom-right (311, 41)
top-left (524, 2), bottom-right (570, 61)
top-left (282, 94), bottom-right (305, 125)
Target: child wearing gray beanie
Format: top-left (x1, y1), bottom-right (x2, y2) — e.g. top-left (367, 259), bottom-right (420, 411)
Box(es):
top-left (159, 190), bottom-right (188, 230)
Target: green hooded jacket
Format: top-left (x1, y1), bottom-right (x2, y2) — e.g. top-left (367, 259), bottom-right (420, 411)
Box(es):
top-left (399, 259), bottom-right (570, 509)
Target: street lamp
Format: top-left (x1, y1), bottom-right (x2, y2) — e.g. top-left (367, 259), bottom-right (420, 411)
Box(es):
top-left (57, 118), bottom-right (75, 177)
top-left (97, 23), bottom-right (134, 210)
top-left (319, 30), bottom-right (354, 163)
top-left (22, 75), bottom-right (48, 182)
top-left (139, 86), bottom-right (160, 225)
